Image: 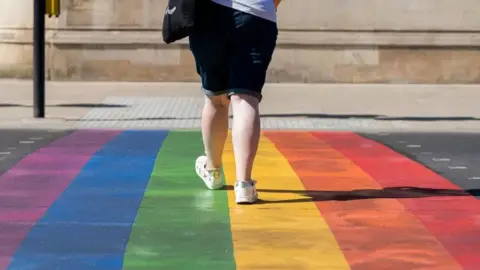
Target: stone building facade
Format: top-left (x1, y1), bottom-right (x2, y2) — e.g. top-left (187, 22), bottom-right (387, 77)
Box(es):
top-left (1, 0), bottom-right (480, 83)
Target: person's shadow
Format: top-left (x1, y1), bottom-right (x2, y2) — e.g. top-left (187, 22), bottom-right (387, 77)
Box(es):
top-left (223, 185), bottom-right (479, 204)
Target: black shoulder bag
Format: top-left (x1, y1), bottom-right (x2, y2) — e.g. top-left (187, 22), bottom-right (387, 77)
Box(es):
top-left (162, 0), bottom-right (198, 44)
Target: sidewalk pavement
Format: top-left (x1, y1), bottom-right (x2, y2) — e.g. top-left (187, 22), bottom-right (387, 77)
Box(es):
top-left (1, 79), bottom-right (479, 131)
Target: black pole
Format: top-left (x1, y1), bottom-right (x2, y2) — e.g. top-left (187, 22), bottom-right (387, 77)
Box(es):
top-left (33, 0), bottom-right (45, 118)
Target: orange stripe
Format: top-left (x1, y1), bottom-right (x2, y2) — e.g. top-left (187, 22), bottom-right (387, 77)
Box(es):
top-left (222, 133), bottom-right (350, 269)
top-left (314, 131), bottom-right (480, 269)
top-left (265, 131), bottom-right (462, 270)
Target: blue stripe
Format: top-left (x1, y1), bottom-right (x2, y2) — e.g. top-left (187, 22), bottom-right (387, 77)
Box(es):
top-left (7, 130), bottom-right (169, 270)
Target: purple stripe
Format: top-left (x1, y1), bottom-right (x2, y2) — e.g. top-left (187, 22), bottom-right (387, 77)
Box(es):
top-left (0, 130), bottom-right (120, 270)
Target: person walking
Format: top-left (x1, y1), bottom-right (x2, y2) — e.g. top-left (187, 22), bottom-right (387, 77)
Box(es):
top-left (191, 0), bottom-right (281, 204)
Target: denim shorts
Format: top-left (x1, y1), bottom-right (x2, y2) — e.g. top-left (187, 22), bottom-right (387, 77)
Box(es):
top-left (189, 1), bottom-right (278, 101)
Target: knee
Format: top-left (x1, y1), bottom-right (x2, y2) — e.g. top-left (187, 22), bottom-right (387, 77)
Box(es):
top-left (206, 94), bottom-right (230, 108)
top-left (229, 93), bottom-right (259, 107)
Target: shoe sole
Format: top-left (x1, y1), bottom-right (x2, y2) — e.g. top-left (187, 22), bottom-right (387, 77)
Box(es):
top-left (197, 171), bottom-right (224, 190)
top-left (205, 182), bottom-right (224, 190)
top-left (236, 200), bottom-right (256, 205)
top-left (235, 195), bottom-right (258, 204)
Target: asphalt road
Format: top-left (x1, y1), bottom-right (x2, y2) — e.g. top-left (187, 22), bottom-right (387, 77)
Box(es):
top-left (0, 129), bottom-right (479, 269)
top-left (363, 132), bottom-right (480, 197)
top-left (1, 129), bottom-right (479, 195)
top-left (0, 129), bottom-right (71, 176)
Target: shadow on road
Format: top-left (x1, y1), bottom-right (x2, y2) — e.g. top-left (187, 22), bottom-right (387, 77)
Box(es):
top-left (223, 186), bottom-right (480, 204)
top-left (0, 103), bottom-right (128, 108)
top-left (259, 114), bottom-right (480, 121)
top-left (62, 114), bottom-right (480, 122)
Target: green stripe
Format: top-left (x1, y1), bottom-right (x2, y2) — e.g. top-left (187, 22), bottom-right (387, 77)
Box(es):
top-left (123, 131), bottom-right (236, 270)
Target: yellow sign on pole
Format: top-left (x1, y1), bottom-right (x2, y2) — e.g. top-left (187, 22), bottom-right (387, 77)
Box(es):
top-left (45, 0), bottom-right (60, 17)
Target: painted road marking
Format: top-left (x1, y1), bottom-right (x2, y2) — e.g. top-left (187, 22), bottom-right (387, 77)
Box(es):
top-left (0, 152), bottom-right (10, 155)
top-left (468, 177), bottom-right (480, 180)
top-left (29, 137), bottom-right (43, 141)
top-left (124, 131), bottom-right (235, 269)
top-left (0, 130), bottom-right (73, 196)
top-left (0, 130), bottom-right (119, 270)
top-left (448, 166), bottom-right (468, 170)
top-left (19, 141), bottom-right (34, 144)
top-left (304, 132), bottom-right (463, 269)
top-left (7, 130), bottom-right (161, 270)
top-left (433, 158), bottom-right (450, 162)
top-left (407, 144), bottom-right (422, 148)
top-left (223, 133), bottom-right (349, 270)
top-left (321, 132), bottom-right (480, 269)
top-left (0, 130), bottom-right (478, 269)
top-left (360, 143), bottom-right (373, 148)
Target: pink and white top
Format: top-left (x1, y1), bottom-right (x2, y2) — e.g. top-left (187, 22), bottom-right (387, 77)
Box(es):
top-left (211, 0), bottom-right (277, 23)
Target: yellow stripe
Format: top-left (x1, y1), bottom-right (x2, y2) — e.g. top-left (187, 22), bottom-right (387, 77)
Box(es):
top-left (222, 133), bottom-right (350, 269)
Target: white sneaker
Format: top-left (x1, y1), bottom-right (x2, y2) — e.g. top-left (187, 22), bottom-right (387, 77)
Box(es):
top-left (234, 180), bottom-right (258, 204)
top-left (195, 156), bottom-right (224, 190)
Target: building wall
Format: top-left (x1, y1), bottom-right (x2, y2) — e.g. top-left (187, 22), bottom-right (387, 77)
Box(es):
top-left (1, 0), bottom-right (480, 83)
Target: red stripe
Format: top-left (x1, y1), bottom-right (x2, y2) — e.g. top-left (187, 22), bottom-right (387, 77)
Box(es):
top-left (266, 131), bottom-right (462, 270)
top-left (312, 132), bottom-right (480, 269)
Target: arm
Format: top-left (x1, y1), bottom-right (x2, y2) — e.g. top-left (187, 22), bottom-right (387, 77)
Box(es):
top-left (274, 0), bottom-right (281, 8)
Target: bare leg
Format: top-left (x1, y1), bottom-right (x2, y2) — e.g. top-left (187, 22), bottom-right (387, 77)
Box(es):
top-left (201, 95), bottom-right (230, 170)
top-left (230, 94), bottom-right (260, 182)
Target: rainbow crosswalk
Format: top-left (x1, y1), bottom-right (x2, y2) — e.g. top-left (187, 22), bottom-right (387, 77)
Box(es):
top-left (0, 130), bottom-right (479, 270)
